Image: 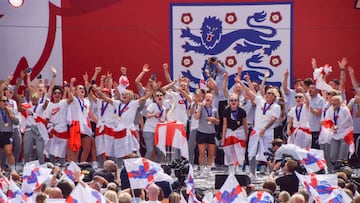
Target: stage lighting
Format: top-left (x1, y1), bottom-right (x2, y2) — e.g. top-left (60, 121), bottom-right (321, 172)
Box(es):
top-left (9, 0), bottom-right (24, 8)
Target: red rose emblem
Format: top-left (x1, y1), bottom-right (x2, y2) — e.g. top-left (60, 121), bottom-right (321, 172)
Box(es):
top-left (181, 56), bottom-right (193, 68)
top-left (225, 12), bottom-right (237, 24)
top-left (225, 56), bottom-right (237, 67)
top-left (270, 12), bottom-right (282, 24)
top-left (181, 13), bottom-right (193, 25)
top-left (270, 55), bottom-right (282, 67)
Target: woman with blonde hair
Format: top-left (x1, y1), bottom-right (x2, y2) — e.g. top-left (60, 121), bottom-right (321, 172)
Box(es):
top-left (222, 93), bottom-right (248, 174)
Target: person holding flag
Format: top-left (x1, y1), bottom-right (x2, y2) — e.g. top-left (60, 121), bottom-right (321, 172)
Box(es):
top-left (238, 75), bottom-right (281, 178)
top-left (324, 95), bottom-right (354, 172)
top-left (222, 93), bottom-right (248, 174)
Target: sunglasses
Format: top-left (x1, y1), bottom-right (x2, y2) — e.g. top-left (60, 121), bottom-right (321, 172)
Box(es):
top-left (53, 91), bottom-right (61, 95)
top-left (295, 96), bottom-right (303, 99)
top-left (230, 99), bottom-right (238, 102)
top-left (266, 92), bottom-right (274, 95)
top-left (156, 94), bottom-right (163, 97)
top-left (0, 99), bottom-right (8, 102)
top-left (78, 86), bottom-right (84, 90)
top-left (326, 92), bottom-right (334, 96)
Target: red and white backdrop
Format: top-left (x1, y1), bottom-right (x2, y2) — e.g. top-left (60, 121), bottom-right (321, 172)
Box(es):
top-left (0, 0), bottom-right (359, 96)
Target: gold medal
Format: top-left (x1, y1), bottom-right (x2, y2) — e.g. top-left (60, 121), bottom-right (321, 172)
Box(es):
top-left (262, 115), bottom-right (266, 119)
top-left (296, 121), bottom-right (299, 126)
top-left (333, 125), bottom-right (338, 130)
top-left (208, 121), bottom-right (211, 125)
top-left (4, 123), bottom-right (8, 127)
top-left (237, 121), bottom-right (240, 125)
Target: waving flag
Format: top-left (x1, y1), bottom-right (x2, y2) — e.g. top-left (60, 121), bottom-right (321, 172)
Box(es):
top-left (323, 188), bottom-right (352, 203)
top-left (124, 158), bottom-right (173, 189)
top-left (187, 164), bottom-right (200, 203)
top-left (155, 121), bottom-right (189, 159)
top-left (201, 192), bottom-right (214, 203)
top-left (22, 166), bottom-right (52, 196)
top-left (213, 174), bottom-right (247, 203)
top-left (248, 190), bottom-right (274, 203)
top-left (296, 172), bottom-right (341, 202)
top-left (8, 179), bottom-right (28, 203)
top-left (0, 189), bottom-right (8, 203)
top-left (67, 183), bottom-right (106, 203)
top-left (0, 174), bottom-right (10, 193)
top-left (274, 144), bottom-right (327, 173)
top-left (61, 162), bottom-right (82, 183)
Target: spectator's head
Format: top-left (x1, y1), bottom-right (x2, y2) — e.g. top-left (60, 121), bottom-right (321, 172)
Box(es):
top-left (345, 182), bottom-right (357, 196)
top-left (338, 178), bottom-right (346, 188)
top-left (56, 179), bottom-right (75, 198)
top-left (342, 166), bottom-right (352, 179)
top-left (294, 79), bottom-right (304, 90)
top-left (278, 191), bottom-right (290, 203)
top-left (118, 192), bottom-right (131, 203)
top-left (103, 160), bottom-right (116, 172)
top-left (106, 182), bottom-right (118, 192)
top-left (271, 138), bottom-right (283, 152)
top-left (289, 193), bottom-right (305, 203)
top-left (132, 188), bottom-right (145, 199)
top-left (168, 192), bottom-right (181, 203)
top-left (343, 188), bottom-right (353, 199)
top-left (354, 195), bottom-right (360, 203)
top-left (3, 85), bottom-right (14, 98)
top-left (329, 79), bottom-right (340, 90)
top-left (147, 183), bottom-right (160, 201)
top-left (35, 192), bottom-right (47, 203)
top-left (298, 189), bottom-right (309, 203)
top-left (285, 159), bottom-right (298, 173)
top-left (103, 190), bottom-right (118, 203)
top-left (303, 78), bottom-right (314, 90)
top-left (52, 86), bottom-right (63, 101)
top-left (262, 180), bottom-right (277, 195)
top-left (48, 187), bottom-right (63, 198)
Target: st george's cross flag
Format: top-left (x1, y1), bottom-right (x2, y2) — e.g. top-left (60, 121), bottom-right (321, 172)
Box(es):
top-left (154, 121), bottom-right (189, 159)
top-left (274, 144), bottom-right (327, 173)
top-left (8, 179), bottom-right (29, 203)
top-left (124, 158), bottom-right (173, 189)
top-left (186, 164), bottom-right (200, 203)
top-left (67, 183), bottom-right (106, 203)
top-left (295, 172), bottom-right (352, 203)
top-left (21, 166), bottom-right (52, 197)
top-left (213, 174), bottom-right (248, 203)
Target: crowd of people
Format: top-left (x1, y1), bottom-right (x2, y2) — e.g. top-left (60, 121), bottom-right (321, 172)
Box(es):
top-left (0, 56), bottom-right (360, 202)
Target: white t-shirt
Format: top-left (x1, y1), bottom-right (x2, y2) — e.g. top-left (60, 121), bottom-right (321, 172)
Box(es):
top-left (167, 91), bottom-right (188, 126)
top-left (95, 99), bottom-right (116, 128)
top-left (113, 100), bottom-right (139, 130)
top-left (67, 97), bottom-right (92, 136)
top-left (254, 95), bottom-right (281, 130)
top-left (45, 100), bottom-right (68, 133)
top-left (143, 103), bottom-right (166, 133)
top-left (288, 104), bottom-right (310, 128)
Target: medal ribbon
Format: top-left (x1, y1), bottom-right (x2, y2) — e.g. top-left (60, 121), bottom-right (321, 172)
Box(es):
top-left (205, 106), bottom-right (212, 118)
top-left (100, 101), bottom-right (109, 117)
top-left (1, 109), bottom-right (7, 124)
top-left (334, 107), bottom-right (340, 126)
top-left (180, 94), bottom-right (188, 110)
top-left (323, 103), bottom-right (330, 117)
top-left (76, 97), bottom-right (84, 112)
top-left (118, 102), bottom-right (130, 117)
top-left (262, 103), bottom-right (273, 115)
top-left (295, 104), bottom-right (303, 122)
top-left (231, 108), bottom-right (238, 121)
top-left (155, 103), bottom-right (164, 118)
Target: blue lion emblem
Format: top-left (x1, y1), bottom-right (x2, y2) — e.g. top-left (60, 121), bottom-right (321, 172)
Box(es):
top-left (181, 11), bottom-right (280, 55)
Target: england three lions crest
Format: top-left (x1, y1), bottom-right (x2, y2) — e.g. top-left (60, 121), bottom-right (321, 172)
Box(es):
top-left (171, 3), bottom-right (292, 90)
